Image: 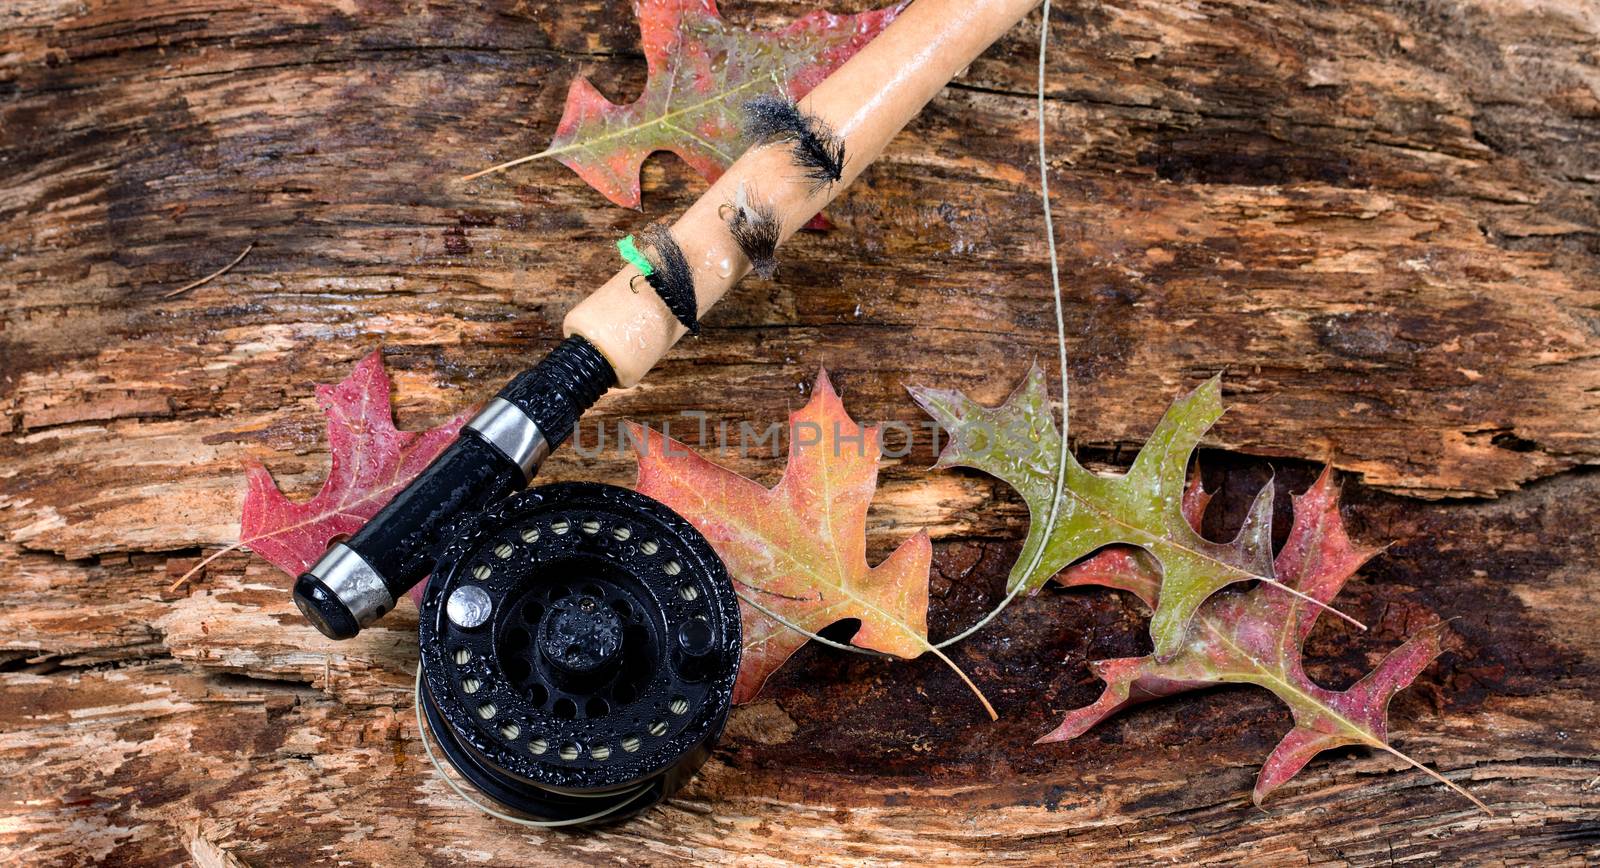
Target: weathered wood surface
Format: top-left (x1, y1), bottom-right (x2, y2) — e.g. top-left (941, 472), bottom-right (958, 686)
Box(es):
top-left (3, 0), bottom-right (1599, 864)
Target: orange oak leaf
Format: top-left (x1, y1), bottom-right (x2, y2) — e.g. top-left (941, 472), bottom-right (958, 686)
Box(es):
top-left (466, 0), bottom-right (903, 207)
top-left (1042, 467), bottom-right (1486, 810)
top-left (630, 369), bottom-right (993, 717)
top-left (175, 351), bottom-right (469, 588)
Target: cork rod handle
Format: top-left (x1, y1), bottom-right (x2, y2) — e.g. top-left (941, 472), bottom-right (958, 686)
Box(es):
top-left (564, 0), bottom-right (1042, 386)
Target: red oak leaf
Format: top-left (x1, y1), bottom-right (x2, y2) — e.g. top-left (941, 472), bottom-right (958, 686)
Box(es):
top-left (229, 351), bottom-right (468, 580)
top-left (631, 369), bottom-right (992, 716)
top-left (1041, 467), bottom-right (1486, 810)
top-left (496, 0), bottom-right (901, 207)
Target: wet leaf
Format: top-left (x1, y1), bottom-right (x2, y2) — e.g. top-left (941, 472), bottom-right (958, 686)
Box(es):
top-left (237, 351), bottom-right (468, 578)
top-left (910, 365), bottom-right (1300, 659)
top-left (911, 365), bottom-right (1482, 809)
top-left (632, 369), bottom-right (992, 716)
top-left (473, 0), bottom-right (902, 207)
top-left (1044, 467), bottom-right (1483, 809)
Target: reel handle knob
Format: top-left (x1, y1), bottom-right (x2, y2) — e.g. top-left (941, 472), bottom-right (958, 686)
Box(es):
top-left (292, 337), bottom-right (615, 639)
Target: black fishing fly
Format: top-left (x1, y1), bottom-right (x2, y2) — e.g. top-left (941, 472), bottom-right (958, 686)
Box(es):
top-left (634, 224), bottom-right (700, 335)
top-left (742, 95), bottom-right (846, 193)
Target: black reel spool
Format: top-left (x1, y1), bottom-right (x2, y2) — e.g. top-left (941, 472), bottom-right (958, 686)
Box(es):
top-left (417, 482), bottom-right (741, 826)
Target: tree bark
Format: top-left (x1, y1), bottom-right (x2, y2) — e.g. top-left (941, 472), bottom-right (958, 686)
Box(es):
top-left (2, 0), bottom-right (1597, 864)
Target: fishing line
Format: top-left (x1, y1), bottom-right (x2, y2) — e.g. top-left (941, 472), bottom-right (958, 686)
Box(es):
top-left (927, 0), bottom-right (1363, 648)
top-left (934, 0), bottom-right (1061, 650)
top-left (735, 590), bottom-right (896, 658)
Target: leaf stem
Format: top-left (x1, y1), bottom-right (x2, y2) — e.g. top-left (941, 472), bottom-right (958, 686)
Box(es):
top-left (1262, 573), bottom-right (1368, 630)
top-left (169, 541), bottom-right (244, 591)
top-left (736, 590), bottom-right (997, 720)
top-left (1375, 741), bottom-right (1492, 814)
top-left (925, 643), bottom-right (998, 721)
top-left (460, 149), bottom-right (558, 182)
top-left (163, 242), bottom-right (253, 299)
top-left (736, 591), bottom-right (893, 658)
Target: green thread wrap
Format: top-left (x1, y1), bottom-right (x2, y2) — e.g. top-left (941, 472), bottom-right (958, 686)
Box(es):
top-left (616, 235), bottom-right (654, 277)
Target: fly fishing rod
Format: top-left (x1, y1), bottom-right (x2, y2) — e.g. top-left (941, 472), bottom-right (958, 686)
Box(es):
top-left (291, 0), bottom-right (1044, 825)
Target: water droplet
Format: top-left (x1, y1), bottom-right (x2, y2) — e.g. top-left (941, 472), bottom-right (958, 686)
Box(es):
top-left (700, 248), bottom-right (735, 279)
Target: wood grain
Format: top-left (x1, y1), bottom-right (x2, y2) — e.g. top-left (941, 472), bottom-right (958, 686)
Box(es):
top-left (3, 0), bottom-right (1598, 864)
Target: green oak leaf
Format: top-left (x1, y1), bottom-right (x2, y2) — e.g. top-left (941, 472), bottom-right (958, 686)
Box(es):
top-left (909, 366), bottom-right (1281, 660)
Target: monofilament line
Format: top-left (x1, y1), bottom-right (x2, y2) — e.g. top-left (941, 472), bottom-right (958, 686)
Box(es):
top-left (935, 0), bottom-right (1062, 650)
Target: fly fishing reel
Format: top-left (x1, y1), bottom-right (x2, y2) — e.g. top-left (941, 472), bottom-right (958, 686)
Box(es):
top-left (416, 482), bottom-right (741, 825)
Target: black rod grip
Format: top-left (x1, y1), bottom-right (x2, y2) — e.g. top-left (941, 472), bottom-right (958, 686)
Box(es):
top-left (498, 332), bottom-right (615, 446)
top-left (292, 337), bottom-right (616, 640)
top-left (291, 435), bottom-right (523, 640)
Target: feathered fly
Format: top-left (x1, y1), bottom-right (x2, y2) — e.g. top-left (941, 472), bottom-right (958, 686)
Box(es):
top-left (742, 96), bottom-right (846, 193)
top-left (632, 225), bottom-right (700, 335)
top-left (723, 182), bottom-right (781, 279)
